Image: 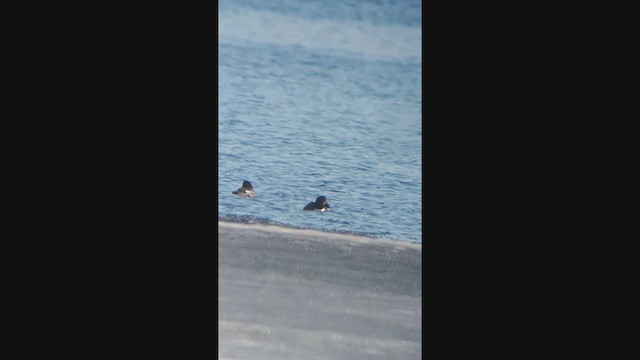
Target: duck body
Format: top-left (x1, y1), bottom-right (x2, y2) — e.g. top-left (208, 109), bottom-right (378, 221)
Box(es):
top-left (303, 196), bottom-right (330, 211)
top-left (232, 181), bottom-right (256, 198)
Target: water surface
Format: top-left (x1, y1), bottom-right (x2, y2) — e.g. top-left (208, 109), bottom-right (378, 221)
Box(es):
top-left (218, 0), bottom-right (422, 243)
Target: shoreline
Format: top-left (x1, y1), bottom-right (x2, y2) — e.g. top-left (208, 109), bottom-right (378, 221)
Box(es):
top-left (218, 220), bottom-right (422, 359)
top-left (218, 220), bottom-right (422, 249)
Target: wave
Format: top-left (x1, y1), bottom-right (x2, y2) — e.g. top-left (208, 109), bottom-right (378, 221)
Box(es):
top-left (218, 7), bottom-right (421, 63)
top-left (218, 214), bottom-right (420, 243)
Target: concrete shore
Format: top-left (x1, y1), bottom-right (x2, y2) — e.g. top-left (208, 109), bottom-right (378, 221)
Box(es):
top-left (218, 221), bottom-right (422, 360)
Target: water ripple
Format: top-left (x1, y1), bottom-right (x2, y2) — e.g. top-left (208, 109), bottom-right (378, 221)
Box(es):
top-left (219, 0), bottom-right (421, 243)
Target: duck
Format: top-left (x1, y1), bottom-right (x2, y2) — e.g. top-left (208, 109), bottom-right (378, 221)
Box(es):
top-left (232, 180), bottom-right (256, 198)
top-left (303, 196), bottom-right (330, 211)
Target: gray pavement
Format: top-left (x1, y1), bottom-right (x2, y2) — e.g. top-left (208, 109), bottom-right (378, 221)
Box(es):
top-left (218, 222), bottom-right (422, 360)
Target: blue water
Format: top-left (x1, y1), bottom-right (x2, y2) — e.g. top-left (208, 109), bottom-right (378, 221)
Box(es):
top-left (218, 0), bottom-right (422, 243)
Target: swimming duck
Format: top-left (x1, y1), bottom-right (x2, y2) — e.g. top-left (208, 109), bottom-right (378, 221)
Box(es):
top-left (232, 180), bottom-right (256, 198)
top-left (303, 196), bottom-right (330, 211)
